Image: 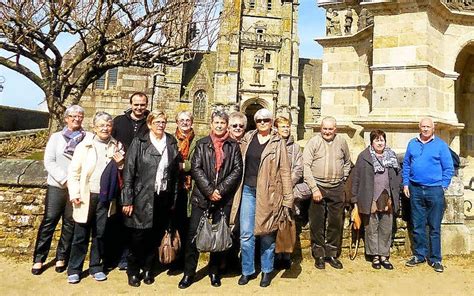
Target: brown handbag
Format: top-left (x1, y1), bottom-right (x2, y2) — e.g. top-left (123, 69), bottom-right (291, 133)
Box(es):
top-left (275, 211), bottom-right (296, 254)
top-left (158, 229), bottom-right (181, 264)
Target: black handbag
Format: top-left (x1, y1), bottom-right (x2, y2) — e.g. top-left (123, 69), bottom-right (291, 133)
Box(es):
top-left (193, 209), bottom-right (233, 253)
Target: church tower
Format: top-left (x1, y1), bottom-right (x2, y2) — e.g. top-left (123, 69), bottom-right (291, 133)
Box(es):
top-left (214, 0), bottom-right (300, 131)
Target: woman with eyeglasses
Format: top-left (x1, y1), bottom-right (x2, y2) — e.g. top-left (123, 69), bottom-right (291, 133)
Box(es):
top-left (67, 111), bottom-right (125, 284)
top-left (31, 105), bottom-right (87, 276)
top-left (230, 108), bottom-right (294, 288)
top-left (273, 116), bottom-right (304, 270)
top-left (228, 111), bottom-right (248, 144)
top-left (121, 110), bottom-right (180, 287)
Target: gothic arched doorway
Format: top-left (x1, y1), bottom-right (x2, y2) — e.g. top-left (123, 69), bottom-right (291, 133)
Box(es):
top-left (454, 42), bottom-right (474, 159)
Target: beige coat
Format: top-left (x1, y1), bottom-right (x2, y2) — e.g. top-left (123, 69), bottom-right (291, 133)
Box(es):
top-left (230, 130), bottom-right (294, 235)
top-left (68, 134), bottom-right (119, 223)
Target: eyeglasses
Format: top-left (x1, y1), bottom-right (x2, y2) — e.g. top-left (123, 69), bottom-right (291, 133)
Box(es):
top-left (68, 115), bottom-right (84, 119)
top-left (96, 124), bottom-right (112, 129)
top-left (256, 118), bottom-right (271, 124)
top-left (153, 121), bottom-right (167, 126)
top-left (178, 119), bottom-right (192, 123)
top-left (231, 124), bottom-right (244, 129)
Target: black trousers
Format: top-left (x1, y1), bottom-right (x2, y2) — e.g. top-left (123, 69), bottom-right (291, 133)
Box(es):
top-left (127, 192), bottom-right (169, 276)
top-left (183, 204), bottom-right (231, 277)
top-left (308, 183), bottom-right (345, 258)
top-left (172, 188), bottom-right (190, 266)
top-left (67, 194), bottom-right (108, 275)
top-left (33, 186), bottom-right (74, 263)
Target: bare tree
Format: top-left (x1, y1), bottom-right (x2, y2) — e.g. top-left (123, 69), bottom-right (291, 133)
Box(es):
top-left (0, 0), bottom-right (222, 131)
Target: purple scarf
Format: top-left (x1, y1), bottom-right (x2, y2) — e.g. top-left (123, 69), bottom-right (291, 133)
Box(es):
top-left (62, 127), bottom-right (86, 157)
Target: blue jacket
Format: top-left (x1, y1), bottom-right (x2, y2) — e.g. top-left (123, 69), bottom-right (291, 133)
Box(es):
top-left (402, 136), bottom-right (454, 188)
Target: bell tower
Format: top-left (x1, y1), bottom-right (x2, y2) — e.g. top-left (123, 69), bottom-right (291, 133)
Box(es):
top-left (214, 0), bottom-right (300, 133)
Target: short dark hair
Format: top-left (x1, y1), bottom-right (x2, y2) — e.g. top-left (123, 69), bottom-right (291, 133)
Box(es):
top-left (129, 92), bottom-right (148, 104)
top-left (211, 110), bottom-right (229, 123)
top-left (369, 129), bottom-right (386, 144)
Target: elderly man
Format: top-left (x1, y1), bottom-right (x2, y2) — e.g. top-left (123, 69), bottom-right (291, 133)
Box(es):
top-left (228, 112), bottom-right (247, 143)
top-left (178, 110), bottom-right (243, 289)
top-left (403, 118), bottom-right (454, 273)
top-left (303, 116), bottom-right (351, 270)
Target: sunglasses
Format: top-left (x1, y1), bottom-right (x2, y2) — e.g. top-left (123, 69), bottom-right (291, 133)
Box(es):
top-left (231, 124), bottom-right (244, 129)
top-left (256, 118), bottom-right (271, 124)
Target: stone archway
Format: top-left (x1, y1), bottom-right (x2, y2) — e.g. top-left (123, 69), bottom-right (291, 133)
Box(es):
top-left (454, 42), bottom-right (474, 160)
top-left (241, 98), bottom-right (267, 131)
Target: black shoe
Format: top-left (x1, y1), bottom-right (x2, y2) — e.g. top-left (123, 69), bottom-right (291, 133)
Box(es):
top-left (429, 261), bottom-right (444, 273)
top-left (143, 271), bottom-right (154, 285)
top-left (326, 257), bottom-right (343, 269)
top-left (128, 274), bottom-right (141, 287)
top-left (281, 259), bottom-right (291, 270)
top-left (178, 275), bottom-right (194, 289)
top-left (372, 256), bottom-right (381, 270)
top-left (381, 258), bottom-right (394, 270)
top-left (405, 256), bottom-right (426, 267)
top-left (31, 267), bottom-right (43, 275)
top-left (314, 257), bottom-right (325, 270)
top-left (259, 272), bottom-right (272, 288)
top-left (238, 274), bottom-right (255, 285)
top-left (210, 274), bottom-right (221, 287)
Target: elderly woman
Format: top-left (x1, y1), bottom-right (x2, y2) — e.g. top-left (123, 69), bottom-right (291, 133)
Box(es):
top-left (273, 116), bottom-right (303, 270)
top-left (178, 110), bottom-right (243, 289)
top-left (121, 110), bottom-right (180, 287)
top-left (67, 111), bottom-right (124, 284)
top-left (230, 108), bottom-right (294, 288)
top-left (351, 129), bottom-right (400, 270)
top-left (31, 105), bottom-right (86, 275)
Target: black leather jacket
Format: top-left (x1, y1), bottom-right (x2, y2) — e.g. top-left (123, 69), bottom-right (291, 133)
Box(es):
top-left (121, 132), bottom-right (180, 229)
top-left (191, 136), bottom-right (243, 209)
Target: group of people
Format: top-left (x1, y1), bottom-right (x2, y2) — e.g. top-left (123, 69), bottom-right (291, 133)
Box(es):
top-left (30, 91), bottom-right (455, 289)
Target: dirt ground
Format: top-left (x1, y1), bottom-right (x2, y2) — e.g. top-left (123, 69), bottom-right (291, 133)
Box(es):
top-left (1, 254), bottom-right (473, 296)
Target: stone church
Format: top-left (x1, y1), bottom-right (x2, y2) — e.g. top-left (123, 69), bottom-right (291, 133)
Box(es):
top-left (78, 0), bottom-right (474, 253)
top-left (79, 0), bottom-right (321, 139)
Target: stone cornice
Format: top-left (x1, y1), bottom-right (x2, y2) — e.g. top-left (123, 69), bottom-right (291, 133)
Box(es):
top-left (371, 63), bottom-right (460, 79)
top-left (315, 25), bottom-right (373, 47)
top-left (320, 84), bottom-right (370, 90)
top-left (353, 118), bottom-right (465, 131)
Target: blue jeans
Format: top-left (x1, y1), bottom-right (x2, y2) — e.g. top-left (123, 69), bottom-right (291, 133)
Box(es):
top-left (240, 185), bottom-right (275, 275)
top-left (409, 184), bottom-right (445, 263)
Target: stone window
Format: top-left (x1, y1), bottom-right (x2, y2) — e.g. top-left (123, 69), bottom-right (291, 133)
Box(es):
top-left (94, 68), bottom-right (118, 90)
top-left (249, 0), bottom-right (255, 9)
top-left (95, 74), bottom-right (106, 89)
top-left (108, 68), bottom-right (118, 87)
top-left (265, 53), bottom-right (271, 63)
top-left (267, 0), bottom-right (272, 10)
top-left (256, 28), bottom-right (264, 41)
top-left (193, 90), bottom-right (207, 121)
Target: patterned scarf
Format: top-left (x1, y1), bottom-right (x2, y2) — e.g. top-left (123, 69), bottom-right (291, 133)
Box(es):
top-left (210, 130), bottom-right (229, 173)
top-left (175, 127), bottom-right (195, 160)
top-left (369, 145), bottom-right (399, 173)
top-left (62, 127), bottom-right (86, 158)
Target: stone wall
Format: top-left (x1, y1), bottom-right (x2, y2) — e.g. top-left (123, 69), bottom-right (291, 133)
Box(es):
top-left (0, 106), bottom-right (49, 132)
top-left (0, 159), bottom-right (48, 259)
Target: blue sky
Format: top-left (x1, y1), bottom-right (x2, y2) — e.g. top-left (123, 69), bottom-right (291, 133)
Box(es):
top-left (0, 1), bottom-right (325, 111)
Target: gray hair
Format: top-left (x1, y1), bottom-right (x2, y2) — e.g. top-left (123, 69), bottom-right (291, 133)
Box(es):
top-left (64, 105), bottom-right (85, 118)
top-left (211, 110), bottom-right (229, 123)
top-left (229, 111), bottom-right (247, 128)
top-left (175, 111), bottom-right (194, 122)
top-left (93, 111), bottom-right (113, 126)
top-left (254, 108), bottom-right (273, 122)
top-left (321, 116), bottom-right (337, 126)
top-left (419, 117), bottom-right (434, 127)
